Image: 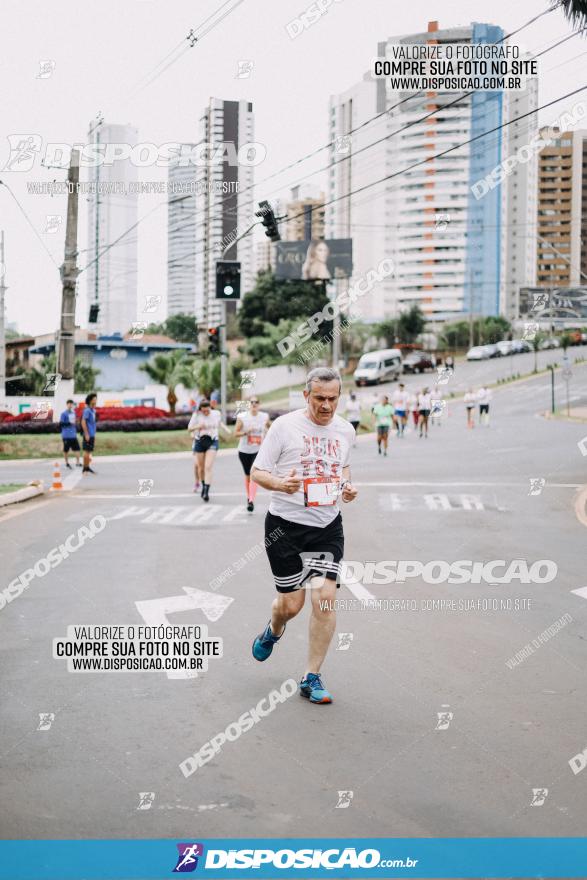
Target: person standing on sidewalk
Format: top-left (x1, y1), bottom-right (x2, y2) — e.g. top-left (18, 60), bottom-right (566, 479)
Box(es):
top-left (59, 399), bottom-right (81, 469)
top-left (250, 367), bottom-right (358, 705)
top-left (81, 393), bottom-right (98, 474)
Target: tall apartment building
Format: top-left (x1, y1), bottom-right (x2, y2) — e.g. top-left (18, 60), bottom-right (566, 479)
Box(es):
top-left (328, 21), bottom-right (538, 324)
top-left (194, 98), bottom-right (255, 326)
top-left (327, 73), bottom-right (385, 321)
top-left (254, 240), bottom-right (274, 274)
top-left (536, 128), bottom-right (587, 288)
top-left (284, 185), bottom-right (326, 241)
top-left (167, 147), bottom-right (197, 316)
top-left (86, 118), bottom-right (138, 335)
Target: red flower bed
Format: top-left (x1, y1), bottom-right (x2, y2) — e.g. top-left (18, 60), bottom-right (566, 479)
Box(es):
top-left (74, 405), bottom-right (169, 421)
top-left (0, 409), bottom-right (53, 422)
top-left (0, 405), bottom-right (169, 423)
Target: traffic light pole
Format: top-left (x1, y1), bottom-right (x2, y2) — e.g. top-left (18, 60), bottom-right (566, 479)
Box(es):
top-left (220, 302), bottom-right (227, 423)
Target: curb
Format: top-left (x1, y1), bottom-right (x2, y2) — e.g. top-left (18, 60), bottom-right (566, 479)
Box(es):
top-left (0, 482), bottom-right (45, 507)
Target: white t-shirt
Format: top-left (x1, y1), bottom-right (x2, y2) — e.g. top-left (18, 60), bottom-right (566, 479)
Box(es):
top-left (253, 408), bottom-right (355, 526)
top-left (345, 397), bottom-right (361, 421)
top-left (188, 409), bottom-right (222, 440)
top-left (477, 388), bottom-right (492, 405)
top-left (392, 390), bottom-right (409, 411)
top-left (464, 392), bottom-right (476, 408)
top-left (418, 393), bottom-right (432, 410)
top-left (238, 410), bottom-right (269, 453)
top-left (408, 394), bottom-right (418, 411)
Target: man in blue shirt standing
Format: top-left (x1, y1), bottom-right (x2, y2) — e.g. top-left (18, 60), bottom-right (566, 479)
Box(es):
top-left (59, 399), bottom-right (81, 469)
top-left (81, 392), bottom-right (98, 475)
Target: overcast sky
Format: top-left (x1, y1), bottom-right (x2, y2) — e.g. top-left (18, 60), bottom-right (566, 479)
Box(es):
top-left (1, 0), bottom-right (584, 335)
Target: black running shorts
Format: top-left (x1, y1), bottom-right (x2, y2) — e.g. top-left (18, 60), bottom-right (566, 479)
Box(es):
top-left (238, 451), bottom-right (258, 475)
top-left (264, 510), bottom-right (344, 593)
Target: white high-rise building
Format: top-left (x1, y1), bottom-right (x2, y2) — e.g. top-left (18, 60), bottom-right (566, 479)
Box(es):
top-left (86, 119), bottom-right (138, 335)
top-left (194, 98), bottom-right (256, 327)
top-left (167, 148), bottom-right (197, 316)
top-left (328, 22), bottom-right (538, 323)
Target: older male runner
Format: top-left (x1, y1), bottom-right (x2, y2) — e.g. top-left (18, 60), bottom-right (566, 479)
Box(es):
top-left (250, 367), bottom-right (358, 704)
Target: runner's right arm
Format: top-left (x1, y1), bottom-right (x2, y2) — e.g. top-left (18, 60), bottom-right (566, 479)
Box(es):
top-left (251, 466), bottom-right (301, 494)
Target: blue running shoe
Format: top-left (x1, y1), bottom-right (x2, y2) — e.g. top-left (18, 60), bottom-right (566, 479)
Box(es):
top-left (252, 621), bottom-right (285, 661)
top-left (299, 672), bottom-right (332, 704)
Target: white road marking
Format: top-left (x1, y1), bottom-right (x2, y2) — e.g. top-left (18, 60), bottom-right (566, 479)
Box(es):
top-left (71, 492), bottom-right (247, 499)
top-left (135, 587), bottom-right (234, 680)
top-left (62, 470), bottom-right (83, 491)
top-left (105, 504), bottom-right (264, 526)
top-left (357, 481), bottom-right (580, 488)
top-left (570, 587), bottom-right (587, 601)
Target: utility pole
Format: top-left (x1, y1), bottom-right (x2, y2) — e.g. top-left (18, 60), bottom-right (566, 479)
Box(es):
top-left (54, 149), bottom-right (80, 418)
top-left (0, 231), bottom-right (6, 402)
top-left (468, 268), bottom-right (474, 350)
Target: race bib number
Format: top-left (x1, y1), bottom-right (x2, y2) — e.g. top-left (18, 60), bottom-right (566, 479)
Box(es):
top-left (304, 477), bottom-right (340, 507)
top-left (247, 432), bottom-right (262, 446)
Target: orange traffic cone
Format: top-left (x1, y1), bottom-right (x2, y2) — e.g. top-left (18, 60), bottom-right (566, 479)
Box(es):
top-left (51, 461), bottom-right (63, 490)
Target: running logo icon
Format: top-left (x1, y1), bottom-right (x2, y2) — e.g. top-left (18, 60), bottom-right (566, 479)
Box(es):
top-left (173, 843), bottom-right (204, 872)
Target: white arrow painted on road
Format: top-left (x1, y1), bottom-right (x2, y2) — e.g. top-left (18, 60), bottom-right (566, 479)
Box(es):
top-left (570, 587), bottom-right (587, 601)
top-left (135, 587), bottom-right (233, 680)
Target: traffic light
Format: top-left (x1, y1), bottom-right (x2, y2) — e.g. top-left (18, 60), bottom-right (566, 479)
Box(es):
top-left (208, 327), bottom-right (220, 355)
top-left (215, 260), bottom-right (241, 300)
top-left (256, 200), bottom-right (280, 242)
top-left (88, 304), bottom-right (100, 323)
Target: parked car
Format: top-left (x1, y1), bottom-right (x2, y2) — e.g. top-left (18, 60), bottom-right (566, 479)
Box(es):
top-left (466, 346), bottom-right (488, 361)
top-left (539, 337), bottom-right (561, 350)
top-left (511, 339), bottom-right (532, 353)
top-left (402, 351), bottom-right (436, 373)
top-left (496, 340), bottom-right (515, 356)
top-left (353, 348), bottom-right (403, 386)
top-left (483, 343), bottom-right (501, 358)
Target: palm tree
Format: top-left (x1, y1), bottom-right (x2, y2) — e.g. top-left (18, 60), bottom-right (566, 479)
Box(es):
top-left (531, 331), bottom-right (546, 374)
top-left (139, 350), bottom-right (195, 413)
top-left (558, 0), bottom-right (587, 29)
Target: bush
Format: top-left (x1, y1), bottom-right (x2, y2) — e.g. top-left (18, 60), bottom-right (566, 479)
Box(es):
top-left (0, 416), bottom-right (190, 435)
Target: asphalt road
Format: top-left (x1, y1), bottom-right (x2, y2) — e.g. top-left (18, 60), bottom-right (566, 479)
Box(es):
top-left (1, 364), bottom-right (586, 843)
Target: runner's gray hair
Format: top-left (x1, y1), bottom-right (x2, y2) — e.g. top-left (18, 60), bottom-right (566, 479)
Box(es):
top-left (305, 367), bottom-right (342, 392)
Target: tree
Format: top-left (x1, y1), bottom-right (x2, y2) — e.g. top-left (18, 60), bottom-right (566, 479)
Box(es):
top-left (396, 305), bottom-right (425, 344)
top-left (141, 314), bottom-right (199, 344)
top-left (560, 332), bottom-right (573, 352)
top-left (190, 358), bottom-right (244, 399)
top-left (530, 331), bottom-right (546, 374)
top-left (559, 0), bottom-right (587, 28)
top-left (438, 321), bottom-right (470, 350)
top-left (139, 350), bottom-right (196, 413)
top-left (13, 353), bottom-right (100, 395)
top-left (375, 319), bottom-right (397, 348)
top-left (478, 316), bottom-right (511, 345)
top-left (238, 271), bottom-right (332, 339)
top-left (242, 318), bottom-right (319, 367)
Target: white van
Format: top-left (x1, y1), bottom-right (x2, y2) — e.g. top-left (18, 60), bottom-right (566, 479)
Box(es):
top-left (353, 349), bottom-right (403, 386)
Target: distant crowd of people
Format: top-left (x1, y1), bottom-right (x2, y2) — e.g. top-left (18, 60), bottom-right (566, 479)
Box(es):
top-left (343, 381), bottom-right (493, 453)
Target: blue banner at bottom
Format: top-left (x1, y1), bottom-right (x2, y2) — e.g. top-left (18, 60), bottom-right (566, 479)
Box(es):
top-left (0, 838), bottom-right (585, 879)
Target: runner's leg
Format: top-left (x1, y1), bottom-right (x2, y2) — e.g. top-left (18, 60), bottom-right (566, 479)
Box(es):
top-left (271, 589), bottom-right (305, 638)
top-left (203, 449), bottom-right (217, 485)
top-left (306, 576), bottom-right (337, 675)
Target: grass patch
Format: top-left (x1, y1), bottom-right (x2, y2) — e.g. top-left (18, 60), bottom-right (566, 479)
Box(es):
top-left (0, 431), bottom-right (236, 460)
top-left (0, 482), bottom-right (26, 494)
